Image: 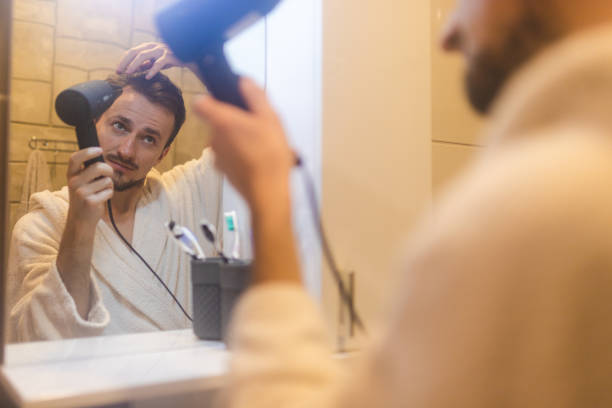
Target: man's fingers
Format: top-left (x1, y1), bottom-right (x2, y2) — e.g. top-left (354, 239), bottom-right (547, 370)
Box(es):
top-left (80, 162), bottom-right (114, 184)
top-left (240, 78), bottom-right (274, 116)
top-left (68, 162), bottom-right (113, 193)
top-left (67, 147), bottom-right (103, 176)
top-left (124, 47), bottom-right (164, 75)
top-left (117, 42), bottom-right (156, 73)
top-left (145, 52), bottom-right (171, 79)
top-left (86, 186), bottom-right (114, 206)
top-left (76, 176), bottom-right (113, 198)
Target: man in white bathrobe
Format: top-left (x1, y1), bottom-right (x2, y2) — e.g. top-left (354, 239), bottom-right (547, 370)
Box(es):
top-left (8, 71), bottom-right (223, 342)
top-left (188, 0), bottom-right (612, 406)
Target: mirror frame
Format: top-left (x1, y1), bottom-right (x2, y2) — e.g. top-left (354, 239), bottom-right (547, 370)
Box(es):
top-left (0, 0), bottom-right (12, 364)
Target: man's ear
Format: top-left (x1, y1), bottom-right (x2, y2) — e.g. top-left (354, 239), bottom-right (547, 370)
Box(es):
top-left (157, 145), bottom-right (171, 164)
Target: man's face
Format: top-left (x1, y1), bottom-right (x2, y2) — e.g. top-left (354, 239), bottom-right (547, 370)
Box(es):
top-left (441, 0), bottom-right (560, 114)
top-left (96, 87), bottom-right (175, 192)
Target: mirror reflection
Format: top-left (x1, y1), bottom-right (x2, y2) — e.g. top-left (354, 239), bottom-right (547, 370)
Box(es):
top-left (7, 0), bottom-right (230, 342)
top-left (4, 0), bottom-right (483, 349)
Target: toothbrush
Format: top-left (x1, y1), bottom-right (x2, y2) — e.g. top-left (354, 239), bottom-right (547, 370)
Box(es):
top-left (199, 219), bottom-right (229, 263)
top-left (166, 221), bottom-right (206, 260)
top-left (224, 211), bottom-right (240, 259)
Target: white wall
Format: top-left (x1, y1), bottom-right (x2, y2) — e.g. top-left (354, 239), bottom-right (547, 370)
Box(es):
top-left (321, 0), bottom-right (433, 346)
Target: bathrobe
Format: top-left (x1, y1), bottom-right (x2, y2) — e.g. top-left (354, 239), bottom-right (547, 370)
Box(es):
top-left (8, 149), bottom-right (223, 342)
top-left (219, 25), bottom-right (612, 407)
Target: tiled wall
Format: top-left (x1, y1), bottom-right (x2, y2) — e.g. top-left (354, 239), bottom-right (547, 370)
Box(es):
top-left (8, 0), bottom-right (211, 231)
top-left (431, 0), bottom-right (485, 194)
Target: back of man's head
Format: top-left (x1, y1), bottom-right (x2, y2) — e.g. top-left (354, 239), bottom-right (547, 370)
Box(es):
top-left (106, 72), bottom-right (186, 149)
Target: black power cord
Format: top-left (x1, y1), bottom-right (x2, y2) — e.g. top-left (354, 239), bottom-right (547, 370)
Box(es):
top-left (106, 200), bottom-right (193, 322)
top-left (104, 160), bottom-right (365, 333)
top-left (296, 158), bottom-right (367, 335)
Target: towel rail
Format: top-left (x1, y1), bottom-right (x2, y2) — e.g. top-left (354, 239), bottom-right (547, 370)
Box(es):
top-left (28, 136), bottom-right (78, 153)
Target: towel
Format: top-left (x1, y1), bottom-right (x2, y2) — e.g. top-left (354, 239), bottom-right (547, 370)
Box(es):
top-left (15, 149), bottom-right (51, 221)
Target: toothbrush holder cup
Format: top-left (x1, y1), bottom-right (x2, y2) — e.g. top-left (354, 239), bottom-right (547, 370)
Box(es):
top-left (190, 258), bottom-right (251, 341)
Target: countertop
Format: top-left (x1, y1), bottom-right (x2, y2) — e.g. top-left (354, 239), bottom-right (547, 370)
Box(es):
top-left (0, 329), bottom-right (229, 408)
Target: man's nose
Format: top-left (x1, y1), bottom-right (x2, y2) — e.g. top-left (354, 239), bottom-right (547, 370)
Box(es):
top-left (117, 134), bottom-right (137, 159)
top-left (440, 10), bottom-right (461, 52)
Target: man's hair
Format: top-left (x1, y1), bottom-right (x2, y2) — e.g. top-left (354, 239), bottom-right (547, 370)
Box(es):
top-left (106, 72), bottom-right (186, 149)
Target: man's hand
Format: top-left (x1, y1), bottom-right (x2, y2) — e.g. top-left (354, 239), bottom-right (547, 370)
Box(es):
top-left (65, 147), bottom-right (114, 229)
top-left (57, 147), bottom-right (114, 319)
top-left (117, 42), bottom-right (184, 80)
top-left (193, 78), bottom-right (295, 212)
top-left (193, 78), bottom-right (301, 284)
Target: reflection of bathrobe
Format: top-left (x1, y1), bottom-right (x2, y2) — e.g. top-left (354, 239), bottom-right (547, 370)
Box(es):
top-left (8, 149), bottom-right (223, 343)
top-left (218, 26), bottom-right (612, 407)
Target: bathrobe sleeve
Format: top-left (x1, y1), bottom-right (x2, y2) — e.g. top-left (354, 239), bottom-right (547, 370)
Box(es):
top-left (217, 131), bottom-right (612, 408)
top-left (7, 201), bottom-right (110, 343)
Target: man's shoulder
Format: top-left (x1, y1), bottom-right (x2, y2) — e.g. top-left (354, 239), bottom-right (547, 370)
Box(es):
top-left (15, 187), bottom-right (70, 231)
top-left (146, 147), bottom-right (217, 192)
top-left (29, 186), bottom-right (69, 213)
top-left (439, 125), bottom-right (612, 236)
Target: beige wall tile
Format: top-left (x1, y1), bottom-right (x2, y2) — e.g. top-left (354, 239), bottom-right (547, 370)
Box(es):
top-left (51, 65), bottom-right (88, 126)
top-left (131, 30), bottom-right (156, 47)
top-left (9, 123), bottom-right (76, 162)
top-left (13, 0), bottom-right (56, 25)
top-left (432, 141), bottom-right (483, 194)
top-left (182, 69), bottom-right (206, 94)
top-left (133, 0), bottom-right (158, 34)
top-left (51, 163), bottom-right (68, 191)
top-left (57, 0), bottom-right (132, 48)
top-left (12, 21), bottom-right (54, 81)
top-left (11, 79), bottom-right (52, 124)
top-left (55, 38), bottom-right (125, 71)
top-left (8, 162), bottom-right (26, 202)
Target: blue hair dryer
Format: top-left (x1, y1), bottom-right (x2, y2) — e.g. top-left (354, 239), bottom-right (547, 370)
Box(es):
top-left (55, 80), bottom-right (123, 166)
top-left (156, 0), bottom-right (282, 110)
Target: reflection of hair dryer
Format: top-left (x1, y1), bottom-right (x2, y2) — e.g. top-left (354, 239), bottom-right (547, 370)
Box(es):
top-left (55, 80), bottom-right (122, 166)
top-left (156, 0), bottom-right (282, 110)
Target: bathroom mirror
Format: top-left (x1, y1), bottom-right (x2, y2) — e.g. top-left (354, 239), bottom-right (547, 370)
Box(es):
top-left (3, 0), bottom-right (481, 357)
top-left (4, 0), bottom-right (267, 344)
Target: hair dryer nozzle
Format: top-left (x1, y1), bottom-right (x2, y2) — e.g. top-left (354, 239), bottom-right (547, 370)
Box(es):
top-left (55, 80), bottom-right (122, 126)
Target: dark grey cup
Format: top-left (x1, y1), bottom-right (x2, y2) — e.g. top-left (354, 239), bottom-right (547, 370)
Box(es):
top-left (191, 258), bottom-right (251, 341)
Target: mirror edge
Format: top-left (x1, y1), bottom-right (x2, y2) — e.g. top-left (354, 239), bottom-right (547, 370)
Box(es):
top-left (0, 0), bottom-right (13, 364)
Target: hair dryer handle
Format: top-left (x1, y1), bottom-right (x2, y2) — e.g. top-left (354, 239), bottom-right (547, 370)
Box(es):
top-left (194, 45), bottom-right (248, 111)
top-left (77, 120), bottom-right (104, 167)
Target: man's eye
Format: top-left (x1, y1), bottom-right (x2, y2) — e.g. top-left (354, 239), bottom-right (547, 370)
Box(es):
top-left (144, 135), bottom-right (156, 145)
top-left (113, 121), bottom-right (127, 131)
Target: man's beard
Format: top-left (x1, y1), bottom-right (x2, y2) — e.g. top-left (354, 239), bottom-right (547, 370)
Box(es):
top-left (106, 153), bottom-right (144, 192)
top-left (113, 177), bottom-right (145, 192)
top-left (465, 11), bottom-right (562, 114)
